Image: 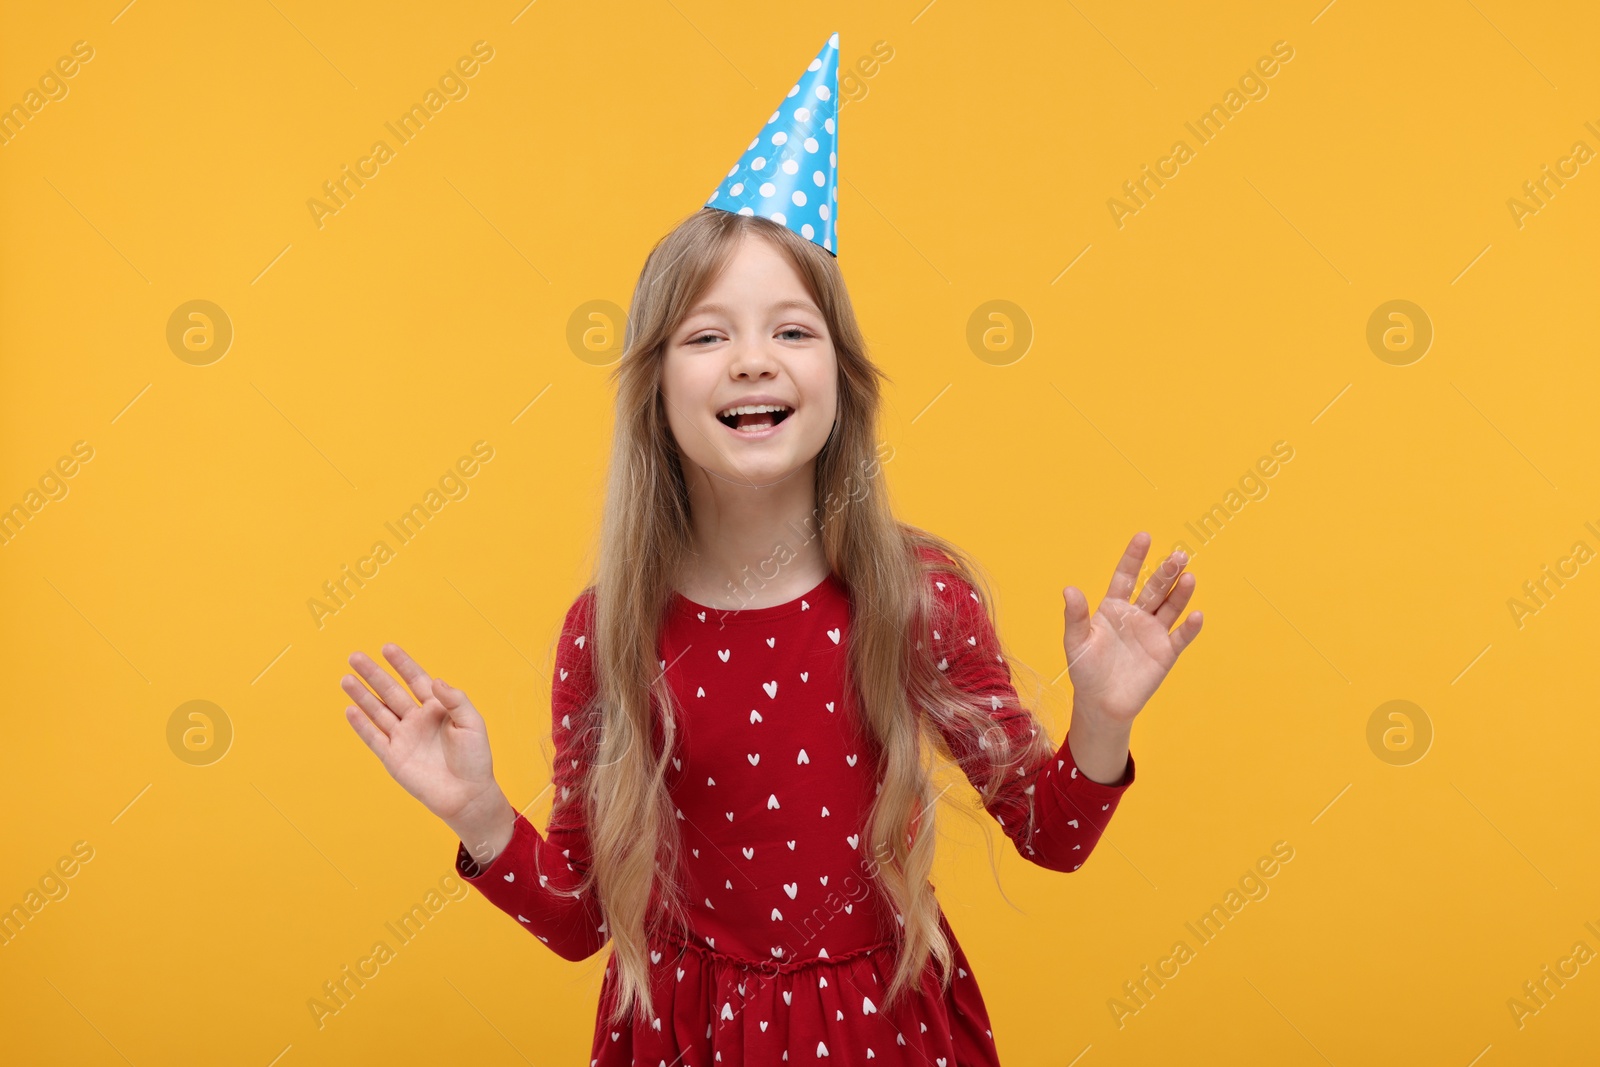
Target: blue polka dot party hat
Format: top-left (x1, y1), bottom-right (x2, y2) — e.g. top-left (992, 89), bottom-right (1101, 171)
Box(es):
top-left (704, 32), bottom-right (840, 255)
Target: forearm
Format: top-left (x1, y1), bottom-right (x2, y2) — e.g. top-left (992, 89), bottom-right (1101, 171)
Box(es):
top-left (450, 803), bottom-right (608, 961)
top-left (1066, 700), bottom-right (1132, 786)
top-left (997, 702), bottom-right (1136, 873)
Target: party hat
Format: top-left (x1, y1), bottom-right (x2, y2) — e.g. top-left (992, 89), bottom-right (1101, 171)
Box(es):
top-left (704, 32), bottom-right (840, 255)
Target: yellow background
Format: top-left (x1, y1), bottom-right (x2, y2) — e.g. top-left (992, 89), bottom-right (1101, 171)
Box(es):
top-left (3, 0), bottom-right (1597, 1063)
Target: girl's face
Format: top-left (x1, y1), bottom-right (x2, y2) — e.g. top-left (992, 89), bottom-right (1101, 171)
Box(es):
top-left (661, 233), bottom-right (838, 488)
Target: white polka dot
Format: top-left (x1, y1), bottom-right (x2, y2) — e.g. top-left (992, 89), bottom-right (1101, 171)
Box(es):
top-left (804, 137), bottom-right (819, 153)
top-left (808, 58), bottom-right (822, 72)
top-left (819, 204), bottom-right (830, 220)
top-left (786, 84), bottom-right (799, 98)
top-left (812, 170), bottom-right (825, 187)
top-left (830, 152), bottom-right (837, 167)
top-left (748, 137), bottom-right (758, 150)
top-left (759, 182), bottom-right (775, 197)
top-left (768, 110), bottom-right (780, 124)
top-left (792, 190), bottom-right (807, 206)
top-left (781, 159), bottom-right (799, 175)
top-left (772, 131), bottom-right (788, 146)
top-left (802, 224), bottom-right (815, 239)
top-left (795, 107), bottom-right (811, 122)
top-left (730, 183), bottom-right (744, 196)
top-left (738, 207), bottom-right (754, 216)
top-left (752, 157), bottom-right (766, 171)
top-left (831, 186), bottom-right (837, 201)
top-left (705, 192), bottom-right (716, 204)
top-left (824, 236), bottom-right (832, 251)
top-left (825, 118), bottom-right (835, 134)
top-left (770, 211), bottom-right (786, 224)
top-left (814, 85), bottom-right (831, 101)
top-left (829, 32), bottom-right (839, 47)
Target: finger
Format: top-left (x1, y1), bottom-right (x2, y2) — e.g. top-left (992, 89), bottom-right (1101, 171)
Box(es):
top-left (1104, 531), bottom-right (1152, 603)
top-left (342, 672), bottom-right (401, 734)
top-left (349, 650), bottom-right (420, 720)
top-left (1062, 585), bottom-right (1093, 659)
top-left (1134, 550), bottom-right (1189, 614)
top-left (432, 677), bottom-right (484, 729)
top-left (382, 643), bottom-right (435, 706)
top-left (344, 703), bottom-right (391, 758)
top-left (1152, 571), bottom-right (1198, 631)
top-left (1169, 609), bottom-right (1204, 657)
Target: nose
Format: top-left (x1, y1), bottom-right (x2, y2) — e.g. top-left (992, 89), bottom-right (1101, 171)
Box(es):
top-left (728, 336), bottom-right (780, 380)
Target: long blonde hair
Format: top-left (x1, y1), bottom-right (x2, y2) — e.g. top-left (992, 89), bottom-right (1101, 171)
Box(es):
top-left (566, 207), bottom-right (1057, 1025)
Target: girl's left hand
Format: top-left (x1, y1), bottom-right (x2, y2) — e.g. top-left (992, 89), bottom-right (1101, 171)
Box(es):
top-left (1062, 531), bottom-right (1203, 726)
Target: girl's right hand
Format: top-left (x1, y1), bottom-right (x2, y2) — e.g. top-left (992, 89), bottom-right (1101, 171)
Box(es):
top-left (340, 644), bottom-right (510, 837)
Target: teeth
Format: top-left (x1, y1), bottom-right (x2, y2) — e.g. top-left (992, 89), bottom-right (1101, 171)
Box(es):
top-left (718, 404), bottom-right (790, 417)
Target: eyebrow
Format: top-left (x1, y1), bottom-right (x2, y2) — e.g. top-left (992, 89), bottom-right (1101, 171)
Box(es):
top-left (683, 299), bottom-right (823, 320)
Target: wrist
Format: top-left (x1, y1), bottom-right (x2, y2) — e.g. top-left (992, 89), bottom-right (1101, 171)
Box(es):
top-left (1069, 698), bottom-right (1133, 740)
top-left (449, 787), bottom-right (516, 869)
top-left (1067, 702), bottom-right (1133, 785)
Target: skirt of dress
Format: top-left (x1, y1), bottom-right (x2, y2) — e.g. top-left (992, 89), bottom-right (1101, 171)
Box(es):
top-left (588, 910), bottom-right (1002, 1066)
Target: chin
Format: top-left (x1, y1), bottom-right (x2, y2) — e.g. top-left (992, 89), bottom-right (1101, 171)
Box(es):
top-left (719, 457), bottom-right (811, 486)
top-left (689, 442), bottom-right (814, 486)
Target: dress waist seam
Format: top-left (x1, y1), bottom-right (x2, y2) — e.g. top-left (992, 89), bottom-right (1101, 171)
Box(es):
top-left (655, 928), bottom-right (900, 972)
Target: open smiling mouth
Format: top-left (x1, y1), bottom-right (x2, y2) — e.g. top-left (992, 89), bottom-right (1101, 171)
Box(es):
top-left (715, 403), bottom-right (793, 433)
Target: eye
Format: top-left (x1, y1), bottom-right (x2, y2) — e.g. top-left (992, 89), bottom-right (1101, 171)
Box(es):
top-left (778, 327), bottom-right (814, 341)
top-left (686, 333), bottom-right (721, 346)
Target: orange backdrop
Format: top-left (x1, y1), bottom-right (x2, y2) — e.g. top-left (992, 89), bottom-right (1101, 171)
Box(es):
top-left (2, 1), bottom-right (1597, 1064)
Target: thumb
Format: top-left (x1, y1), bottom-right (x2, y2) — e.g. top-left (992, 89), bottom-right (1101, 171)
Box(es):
top-left (1062, 586), bottom-right (1093, 655)
top-left (432, 677), bottom-right (482, 728)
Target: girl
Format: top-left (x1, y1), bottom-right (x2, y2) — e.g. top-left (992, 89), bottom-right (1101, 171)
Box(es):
top-left (340, 208), bottom-right (1202, 1064)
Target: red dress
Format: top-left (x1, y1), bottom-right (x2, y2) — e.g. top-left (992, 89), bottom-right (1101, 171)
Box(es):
top-left (456, 562), bottom-right (1136, 1065)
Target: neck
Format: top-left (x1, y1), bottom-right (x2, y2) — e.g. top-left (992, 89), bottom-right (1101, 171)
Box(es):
top-left (679, 460), bottom-right (830, 610)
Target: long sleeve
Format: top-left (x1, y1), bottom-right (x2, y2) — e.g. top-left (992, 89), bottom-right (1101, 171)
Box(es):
top-left (454, 591), bottom-right (611, 961)
top-left (925, 566), bottom-right (1135, 873)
